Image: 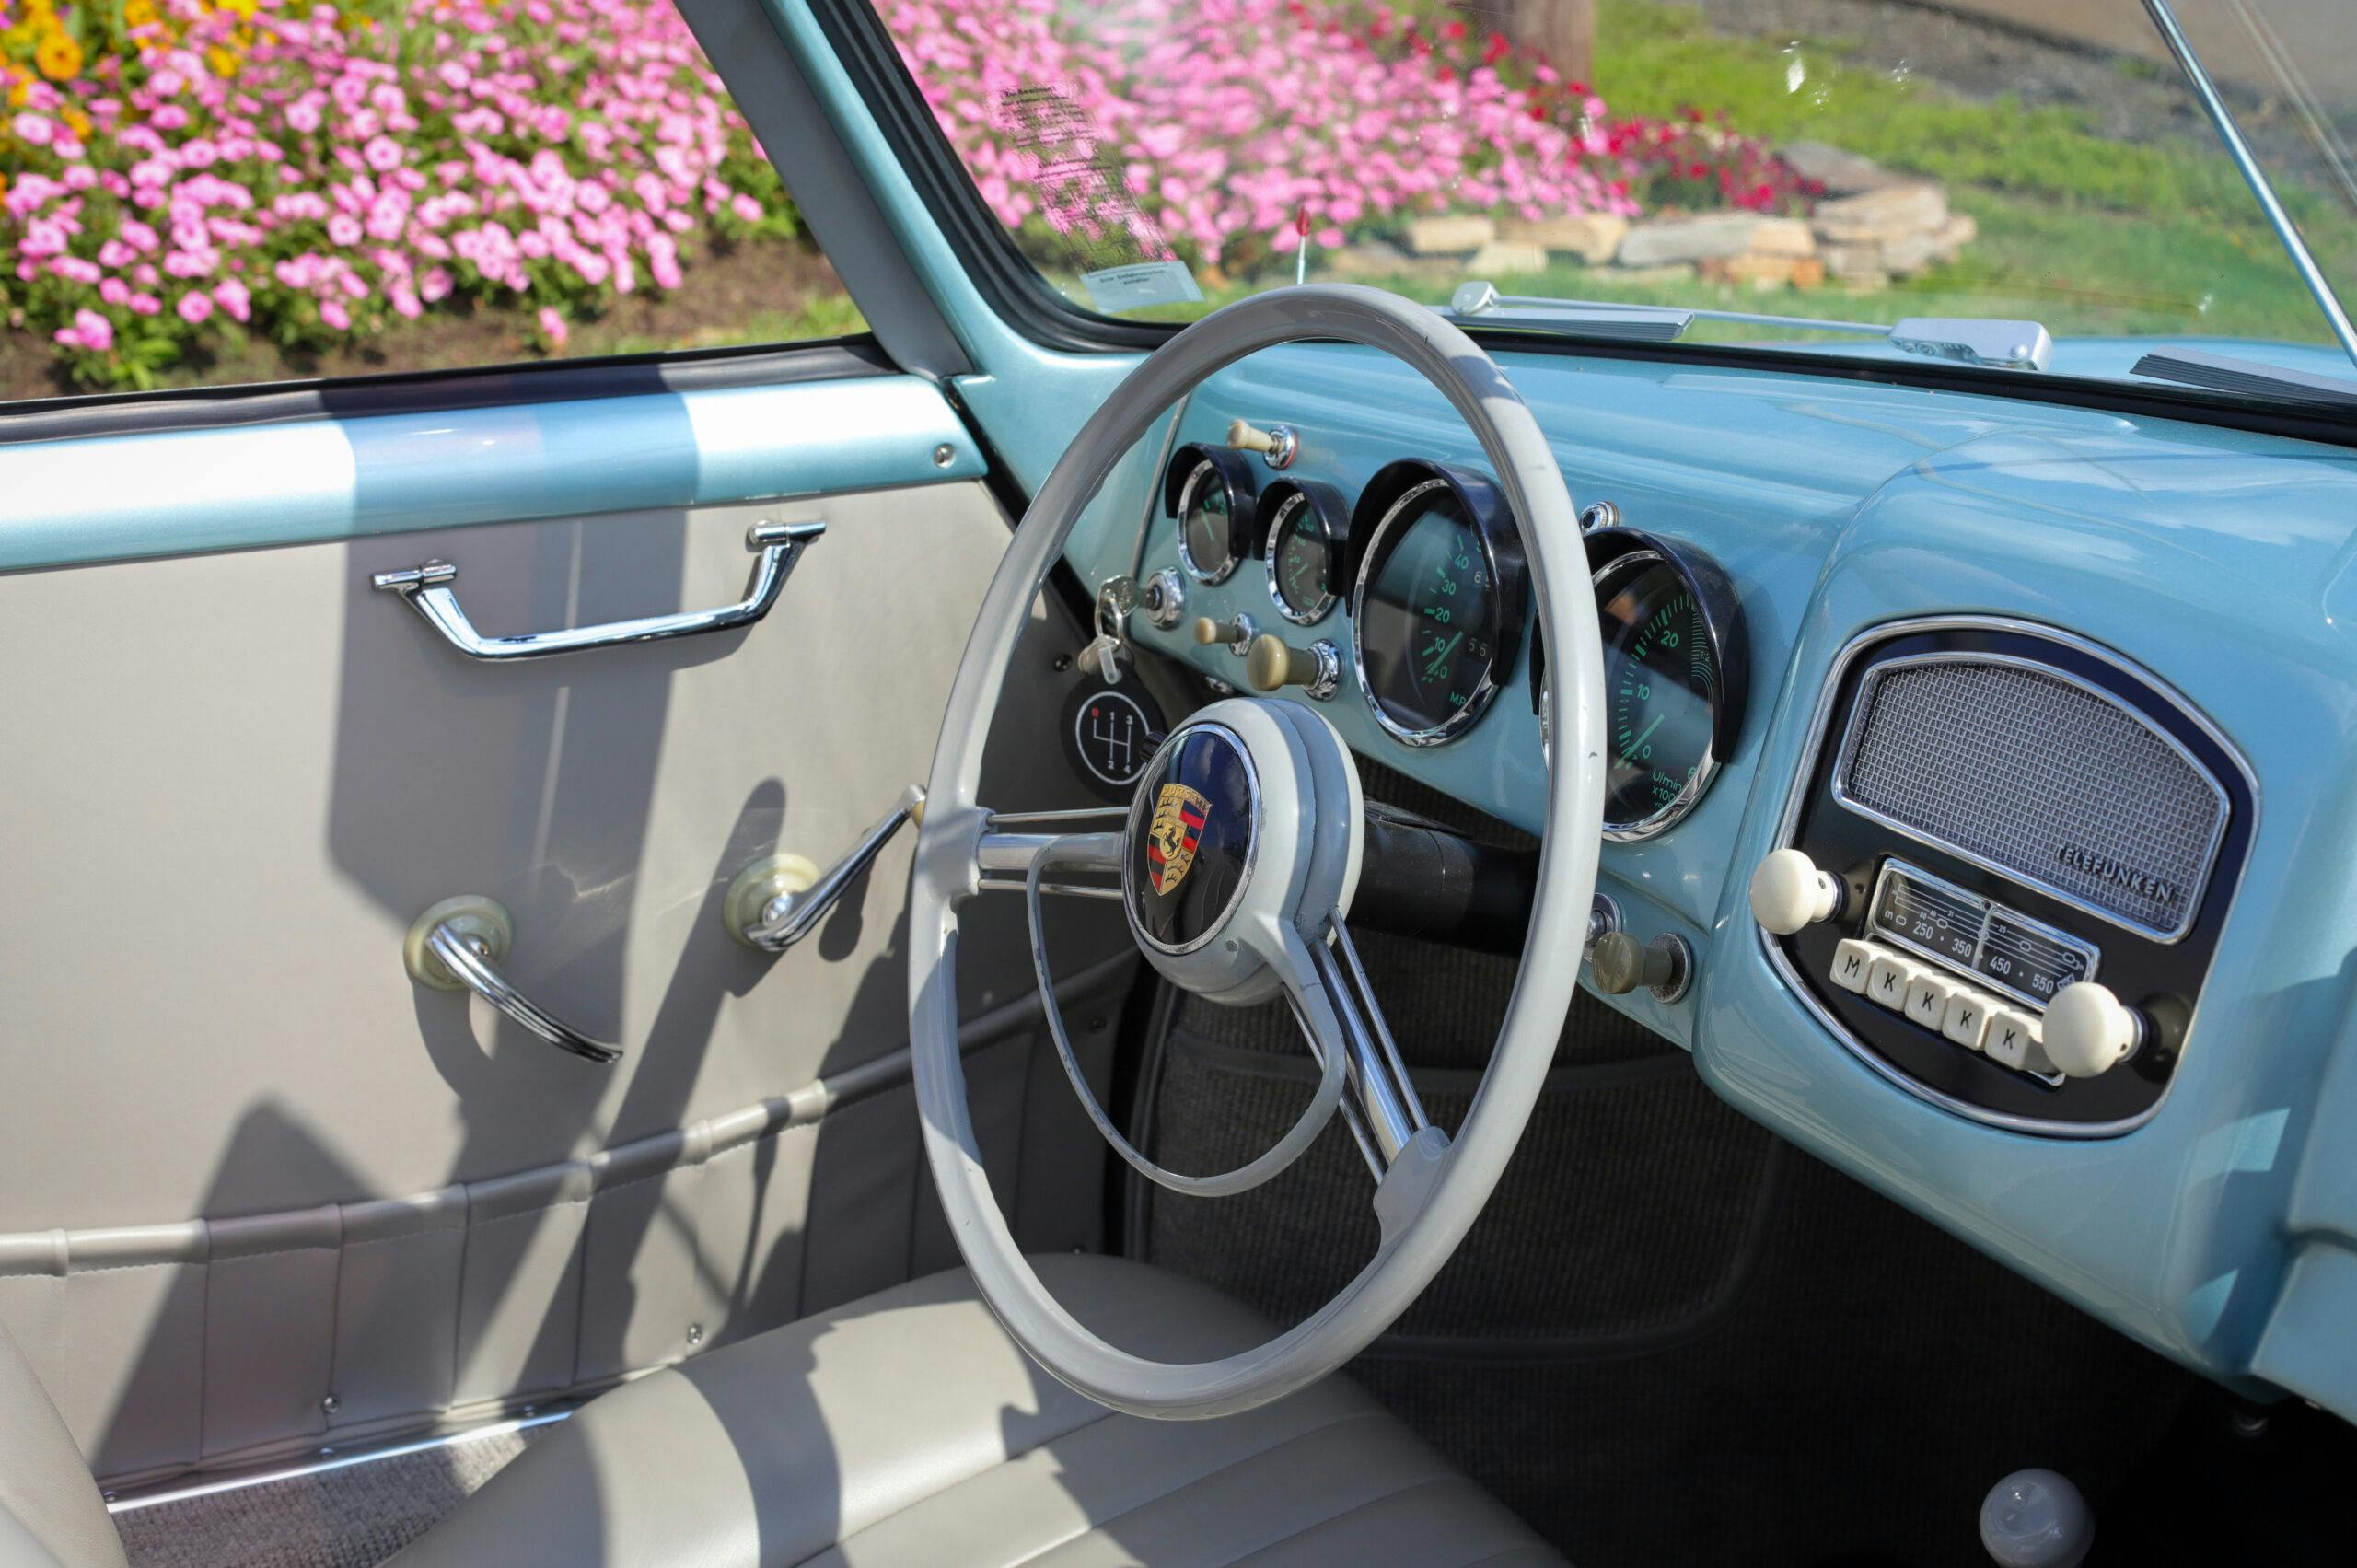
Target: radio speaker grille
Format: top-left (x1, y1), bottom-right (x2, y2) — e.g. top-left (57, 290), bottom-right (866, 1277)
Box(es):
top-left (1837, 658), bottom-right (2223, 936)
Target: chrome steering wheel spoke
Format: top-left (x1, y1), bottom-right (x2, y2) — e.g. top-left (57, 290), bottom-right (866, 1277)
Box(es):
top-left (973, 805), bottom-right (1132, 900)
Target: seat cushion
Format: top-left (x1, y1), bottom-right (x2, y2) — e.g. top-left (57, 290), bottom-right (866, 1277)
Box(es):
top-left (389, 1254), bottom-right (1561, 1567)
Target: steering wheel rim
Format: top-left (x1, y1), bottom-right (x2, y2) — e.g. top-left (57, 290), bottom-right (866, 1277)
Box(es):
top-left (910, 285), bottom-right (1605, 1420)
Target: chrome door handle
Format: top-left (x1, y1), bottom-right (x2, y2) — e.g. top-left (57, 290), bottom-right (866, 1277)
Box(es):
top-left (725, 786), bottom-right (924, 952)
top-left (371, 520), bottom-right (824, 661)
top-left (403, 897), bottom-right (621, 1064)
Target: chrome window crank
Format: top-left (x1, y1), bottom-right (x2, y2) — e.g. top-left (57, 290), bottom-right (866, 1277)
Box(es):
top-left (725, 785), bottom-right (925, 953)
top-left (402, 896), bottom-right (621, 1065)
top-left (371, 520), bottom-right (823, 662)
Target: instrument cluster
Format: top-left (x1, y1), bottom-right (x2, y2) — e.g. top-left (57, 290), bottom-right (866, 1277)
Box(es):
top-left (1159, 435), bottom-right (1747, 839)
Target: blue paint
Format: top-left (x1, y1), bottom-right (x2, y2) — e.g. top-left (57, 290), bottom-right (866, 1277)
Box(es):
top-left (0, 376), bottom-right (982, 571)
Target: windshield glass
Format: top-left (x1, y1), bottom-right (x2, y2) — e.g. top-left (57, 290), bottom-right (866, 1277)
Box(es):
top-left (877, 0), bottom-right (2357, 390)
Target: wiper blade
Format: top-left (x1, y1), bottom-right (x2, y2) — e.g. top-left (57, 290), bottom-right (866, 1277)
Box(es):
top-left (2131, 346), bottom-right (2357, 408)
top-left (1448, 282), bottom-right (2054, 371)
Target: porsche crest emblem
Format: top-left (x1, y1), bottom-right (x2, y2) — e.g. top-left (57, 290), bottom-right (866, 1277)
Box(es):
top-left (1146, 783), bottom-right (1212, 896)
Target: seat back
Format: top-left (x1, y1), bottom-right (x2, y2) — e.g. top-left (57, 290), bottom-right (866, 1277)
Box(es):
top-left (0, 1320), bottom-right (123, 1568)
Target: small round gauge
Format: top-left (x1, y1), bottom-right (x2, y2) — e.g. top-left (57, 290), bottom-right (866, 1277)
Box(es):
top-left (1164, 445), bottom-right (1256, 586)
top-left (1258, 480), bottom-right (1346, 625)
top-left (1351, 465), bottom-right (1526, 745)
top-left (1588, 532), bottom-right (1746, 838)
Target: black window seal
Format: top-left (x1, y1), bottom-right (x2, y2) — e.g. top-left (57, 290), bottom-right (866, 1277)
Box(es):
top-left (809, 0), bottom-right (2357, 451)
top-left (0, 334), bottom-right (893, 448)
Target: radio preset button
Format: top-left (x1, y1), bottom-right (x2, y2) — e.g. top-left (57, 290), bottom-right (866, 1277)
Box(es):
top-left (1903, 971), bottom-right (1956, 1031)
top-left (1942, 989), bottom-right (1994, 1051)
top-left (1830, 938), bottom-right (1875, 995)
top-left (1986, 1009), bottom-right (2050, 1074)
top-left (1865, 950), bottom-right (1922, 1013)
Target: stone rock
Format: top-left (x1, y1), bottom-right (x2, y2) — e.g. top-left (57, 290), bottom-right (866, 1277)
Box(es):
top-left (1811, 183), bottom-right (1948, 248)
top-left (1405, 215), bottom-right (1497, 256)
top-left (1503, 213), bottom-right (1629, 264)
top-left (1465, 239), bottom-right (1550, 278)
top-left (1616, 212), bottom-right (1762, 268)
top-left (1609, 263), bottom-right (1700, 286)
top-left (1324, 239), bottom-right (1414, 278)
top-left (1818, 243), bottom-right (1888, 291)
top-left (1707, 253), bottom-right (1803, 291)
top-left (1929, 213), bottom-right (1978, 263)
top-left (1747, 217), bottom-right (1817, 259)
top-left (1779, 140), bottom-right (1905, 196)
top-left (1879, 230), bottom-right (1941, 276)
top-left (1788, 257), bottom-right (1828, 290)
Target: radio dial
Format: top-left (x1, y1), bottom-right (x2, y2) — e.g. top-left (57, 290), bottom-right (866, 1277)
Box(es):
top-left (1750, 848), bottom-right (1843, 935)
top-left (2043, 983), bottom-right (2145, 1079)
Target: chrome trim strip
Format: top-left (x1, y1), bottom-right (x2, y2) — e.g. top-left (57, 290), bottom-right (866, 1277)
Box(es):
top-left (105, 1410), bottom-right (575, 1514)
top-left (1827, 647), bottom-right (2228, 943)
top-left (1349, 478), bottom-right (1506, 748)
top-left (1760, 613), bottom-right (2258, 1139)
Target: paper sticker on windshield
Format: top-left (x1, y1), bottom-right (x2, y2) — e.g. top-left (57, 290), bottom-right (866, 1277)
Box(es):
top-left (997, 84), bottom-right (1200, 315)
top-left (1081, 261), bottom-right (1202, 313)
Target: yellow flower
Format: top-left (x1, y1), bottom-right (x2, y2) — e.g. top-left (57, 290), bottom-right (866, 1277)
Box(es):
top-left (220, 0), bottom-right (257, 18)
top-left (207, 44), bottom-right (238, 76)
top-left (62, 106), bottom-right (90, 138)
top-left (7, 79), bottom-right (29, 108)
top-left (34, 29), bottom-right (83, 82)
top-left (125, 0), bottom-right (158, 25)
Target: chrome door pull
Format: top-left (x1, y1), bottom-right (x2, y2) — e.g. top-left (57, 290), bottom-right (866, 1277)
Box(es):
top-left (403, 896), bottom-right (621, 1064)
top-left (725, 786), bottom-right (925, 953)
top-left (371, 520), bottom-right (824, 661)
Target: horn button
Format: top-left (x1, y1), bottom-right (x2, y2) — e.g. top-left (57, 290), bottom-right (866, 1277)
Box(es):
top-left (1125, 724), bottom-right (1259, 956)
top-left (1120, 701), bottom-right (1362, 1003)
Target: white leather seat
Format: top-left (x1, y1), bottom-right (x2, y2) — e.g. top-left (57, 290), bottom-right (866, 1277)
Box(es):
top-left (0, 1256), bottom-right (1561, 1567)
top-left (392, 1255), bottom-right (1562, 1568)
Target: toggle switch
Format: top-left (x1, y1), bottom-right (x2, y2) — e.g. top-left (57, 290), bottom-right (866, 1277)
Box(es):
top-left (1192, 613), bottom-right (1257, 656)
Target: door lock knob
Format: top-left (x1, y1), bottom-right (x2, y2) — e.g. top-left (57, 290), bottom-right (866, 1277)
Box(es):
top-left (1749, 848), bottom-right (1844, 935)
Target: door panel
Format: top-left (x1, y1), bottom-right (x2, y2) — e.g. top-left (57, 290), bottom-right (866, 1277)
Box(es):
top-left (0, 365), bottom-right (1130, 1483)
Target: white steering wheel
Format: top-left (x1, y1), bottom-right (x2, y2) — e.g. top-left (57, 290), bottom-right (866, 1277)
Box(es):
top-left (909, 285), bottom-right (1605, 1419)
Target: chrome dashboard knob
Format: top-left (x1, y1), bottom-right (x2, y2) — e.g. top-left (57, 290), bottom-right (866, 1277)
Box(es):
top-left (1749, 848), bottom-right (1843, 935)
top-left (2042, 982), bottom-right (2145, 1079)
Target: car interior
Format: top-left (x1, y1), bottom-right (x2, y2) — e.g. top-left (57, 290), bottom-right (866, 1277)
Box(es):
top-left (3, 2), bottom-right (2356, 1566)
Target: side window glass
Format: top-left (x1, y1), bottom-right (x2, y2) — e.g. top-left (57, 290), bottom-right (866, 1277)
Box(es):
top-left (0, 0), bottom-right (859, 398)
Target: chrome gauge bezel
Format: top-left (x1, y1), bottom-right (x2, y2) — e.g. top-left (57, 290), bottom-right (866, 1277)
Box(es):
top-left (1594, 549), bottom-right (1717, 841)
top-left (1260, 485), bottom-right (1341, 625)
top-left (1172, 459), bottom-right (1240, 585)
top-left (1349, 471), bottom-right (1520, 748)
top-left (1584, 526), bottom-right (1747, 839)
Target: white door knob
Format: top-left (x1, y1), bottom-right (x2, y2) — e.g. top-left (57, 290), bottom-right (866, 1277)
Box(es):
top-left (1749, 848), bottom-right (1842, 935)
top-left (2042, 982), bottom-right (2143, 1078)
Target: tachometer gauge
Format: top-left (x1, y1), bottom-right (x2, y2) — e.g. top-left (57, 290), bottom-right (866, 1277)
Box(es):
top-left (1587, 528), bottom-right (1747, 838)
top-left (1258, 478), bottom-right (1349, 625)
top-left (1163, 444), bottom-right (1258, 586)
top-left (1349, 460), bottom-right (1527, 746)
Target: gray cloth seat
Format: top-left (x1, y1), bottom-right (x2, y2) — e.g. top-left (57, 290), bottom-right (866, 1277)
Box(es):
top-left (0, 1255), bottom-right (1561, 1566)
top-left (391, 1254), bottom-right (1561, 1568)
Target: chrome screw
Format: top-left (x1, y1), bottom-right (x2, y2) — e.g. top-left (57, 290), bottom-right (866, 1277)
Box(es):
top-left (321, 1394), bottom-right (340, 1415)
top-left (686, 1323), bottom-right (705, 1348)
top-left (932, 443), bottom-right (956, 469)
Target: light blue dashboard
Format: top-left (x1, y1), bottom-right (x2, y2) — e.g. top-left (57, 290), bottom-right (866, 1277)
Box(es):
top-left (1050, 338), bottom-right (2357, 1419)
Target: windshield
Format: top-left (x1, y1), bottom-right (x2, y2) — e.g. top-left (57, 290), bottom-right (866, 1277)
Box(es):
top-left (877, 0), bottom-right (2357, 391)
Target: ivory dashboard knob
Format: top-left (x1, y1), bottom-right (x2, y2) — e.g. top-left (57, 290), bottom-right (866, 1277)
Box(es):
top-left (2042, 983), bottom-right (2143, 1079)
top-left (1193, 616), bottom-right (1245, 647)
top-left (1748, 848), bottom-right (1842, 935)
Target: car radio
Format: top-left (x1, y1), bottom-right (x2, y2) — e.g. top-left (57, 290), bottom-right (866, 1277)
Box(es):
top-left (1751, 619), bottom-right (2253, 1135)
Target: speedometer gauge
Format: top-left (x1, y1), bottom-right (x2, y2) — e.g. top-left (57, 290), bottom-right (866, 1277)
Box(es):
top-left (1350, 461), bottom-right (1527, 746)
top-left (1163, 444), bottom-right (1258, 586)
top-left (1587, 529), bottom-right (1747, 839)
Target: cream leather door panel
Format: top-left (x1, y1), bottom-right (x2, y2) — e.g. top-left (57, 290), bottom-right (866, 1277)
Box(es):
top-left (0, 375), bottom-right (1130, 1484)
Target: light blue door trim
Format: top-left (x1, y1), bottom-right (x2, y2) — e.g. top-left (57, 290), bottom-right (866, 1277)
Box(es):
top-left (0, 375), bottom-right (983, 572)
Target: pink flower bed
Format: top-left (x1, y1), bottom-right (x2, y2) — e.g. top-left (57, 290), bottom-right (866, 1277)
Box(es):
top-left (1, 0), bottom-right (790, 387)
top-left (882, 0), bottom-right (1808, 273)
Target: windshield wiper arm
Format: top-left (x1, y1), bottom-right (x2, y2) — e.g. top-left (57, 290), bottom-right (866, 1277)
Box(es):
top-left (1448, 282), bottom-right (2055, 371)
top-left (2140, 0), bottom-right (2357, 370)
top-left (2131, 346), bottom-right (2357, 409)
